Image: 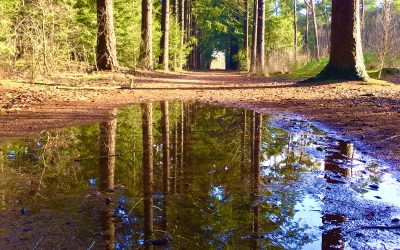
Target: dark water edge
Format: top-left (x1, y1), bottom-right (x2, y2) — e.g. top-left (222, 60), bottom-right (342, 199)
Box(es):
top-left (0, 101), bottom-right (399, 249)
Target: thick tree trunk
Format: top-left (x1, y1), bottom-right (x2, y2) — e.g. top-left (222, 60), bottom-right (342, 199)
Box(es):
top-left (160, 0), bottom-right (170, 71)
top-left (96, 0), bottom-right (118, 70)
top-left (309, 0), bottom-right (368, 81)
top-left (250, 0), bottom-right (258, 73)
top-left (255, 0), bottom-right (265, 73)
top-left (140, 0), bottom-right (153, 70)
top-left (141, 102), bottom-right (154, 244)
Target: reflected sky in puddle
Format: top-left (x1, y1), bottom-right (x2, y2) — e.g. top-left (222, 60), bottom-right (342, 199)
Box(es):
top-left (0, 101), bottom-right (399, 249)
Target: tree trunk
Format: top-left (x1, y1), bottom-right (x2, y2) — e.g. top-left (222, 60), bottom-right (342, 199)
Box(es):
top-left (243, 0), bottom-right (249, 70)
top-left (250, 0), bottom-right (258, 73)
top-left (140, 0), bottom-right (153, 70)
top-left (305, 3), bottom-right (310, 55)
top-left (256, 0), bottom-right (265, 73)
top-left (178, 0), bottom-right (185, 70)
top-left (160, 0), bottom-right (170, 71)
top-left (96, 0), bottom-right (118, 70)
top-left (293, 0), bottom-right (297, 62)
top-left (310, 0), bottom-right (320, 59)
top-left (141, 102), bottom-right (154, 244)
top-left (308, 0), bottom-right (368, 81)
top-left (360, 0), bottom-right (365, 46)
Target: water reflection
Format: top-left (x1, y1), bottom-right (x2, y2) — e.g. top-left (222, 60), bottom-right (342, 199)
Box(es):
top-left (251, 113), bottom-right (262, 249)
top-left (322, 140), bottom-right (351, 249)
top-left (161, 101), bottom-right (170, 233)
top-left (324, 140), bottom-right (354, 183)
top-left (99, 108), bottom-right (117, 250)
top-left (0, 101), bottom-right (399, 249)
top-left (142, 103), bottom-right (154, 248)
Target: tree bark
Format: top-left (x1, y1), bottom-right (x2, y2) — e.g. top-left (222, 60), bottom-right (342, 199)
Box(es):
top-left (243, 0), bottom-right (249, 70)
top-left (310, 0), bottom-right (320, 59)
top-left (160, 0), bottom-right (170, 71)
top-left (308, 0), bottom-right (368, 81)
top-left (96, 0), bottom-right (118, 70)
top-left (178, 0), bottom-right (185, 70)
top-left (293, 0), bottom-right (297, 62)
top-left (378, 0), bottom-right (392, 79)
top-left (360, 0), bottom-right (365, 45)
top-left (305, 3), bottom-right (310, 55)
top-left (255, 0), bottom-right (265, 73)
top-left (141, 0), bottom-right (153, 70)
top-left (250, 0), bottom-right (258, 73)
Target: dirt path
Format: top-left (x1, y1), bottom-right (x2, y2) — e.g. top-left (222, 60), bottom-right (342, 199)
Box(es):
top-left (1, 71), bottom-right (399, 168)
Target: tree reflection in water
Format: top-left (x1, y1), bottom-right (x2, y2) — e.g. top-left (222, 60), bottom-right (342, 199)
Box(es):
top-left (321, 140), bottom-right (353, 249)
top-left (3, 101), bottom-right (392, 249)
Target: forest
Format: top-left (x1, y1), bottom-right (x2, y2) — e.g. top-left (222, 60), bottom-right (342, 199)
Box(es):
top-left (0, 0), bottom-right (399, 78)
top-left (1, 0), bottom-right (400, 249)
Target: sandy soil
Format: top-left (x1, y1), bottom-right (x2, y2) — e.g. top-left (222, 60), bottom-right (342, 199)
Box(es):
top-left (0, 70), bottom-right (399, 168)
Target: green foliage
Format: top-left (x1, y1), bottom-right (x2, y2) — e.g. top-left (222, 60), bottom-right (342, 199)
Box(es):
top-left (113, 0), bottom-right (142, 68)
top-left (0, 0), bottom-right (18, 58)
top-left (265, 0), bottom-right (296, 54)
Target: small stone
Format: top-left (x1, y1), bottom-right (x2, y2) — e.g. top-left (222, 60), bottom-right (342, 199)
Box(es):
top-left (374, 196), bottom-right (382, 199)
top-left (391, 218), bottom-right (400, 224)
top-left (369, 184), bottom-right (379, 190)
top-left (22, 226), bottom-right (33, 232)
top-left (20, 208), bottom-right (28, 215)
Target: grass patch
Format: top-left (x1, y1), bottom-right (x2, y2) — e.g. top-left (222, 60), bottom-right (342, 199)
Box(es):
top-left (275, 57), bottom-right (392, 85)
top-left (274, 57), bottom-right (329, 80)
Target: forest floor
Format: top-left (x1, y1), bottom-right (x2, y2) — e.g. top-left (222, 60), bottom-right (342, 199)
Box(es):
top-left (0, 70), bottom-right (400, 168)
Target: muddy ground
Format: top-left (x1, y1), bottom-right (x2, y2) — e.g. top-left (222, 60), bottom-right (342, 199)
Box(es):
top-left (0, 70), bottom-right (399, 168)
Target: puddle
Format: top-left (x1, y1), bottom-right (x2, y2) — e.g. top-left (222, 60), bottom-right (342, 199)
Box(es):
top-left (0, 101), bottom-right (399, 249)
